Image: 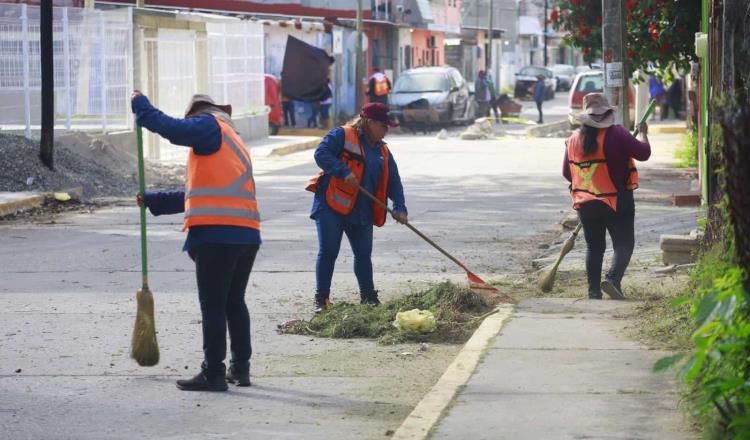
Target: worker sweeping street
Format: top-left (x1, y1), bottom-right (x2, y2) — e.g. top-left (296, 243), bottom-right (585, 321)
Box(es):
top-left (563, 93), bottom-right (650, 300)
top-left (306, 102), bottom-right (407, 313)
top-left (132, 91), bottom-right (260, 392)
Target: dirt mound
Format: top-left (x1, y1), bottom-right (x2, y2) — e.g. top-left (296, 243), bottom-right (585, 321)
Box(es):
top-left (0, 132), bottom-right (184, 199)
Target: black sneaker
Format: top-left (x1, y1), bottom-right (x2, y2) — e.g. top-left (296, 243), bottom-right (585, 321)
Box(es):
top-left (314, 294), bottom-right (331, 314)
top-left (588, 292), bottom-right (603, 300)
top-left (601, 279), bottom-right (625, 300)
top-left (360, 291), bottom-right (381, 305)
top-left (226, 367), bottom-right (251, 387)
top-left (176, 371), bottom-right (228, 392)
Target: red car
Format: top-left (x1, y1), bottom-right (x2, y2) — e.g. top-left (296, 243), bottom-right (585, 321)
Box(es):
top-left (264, 74), bottom-right (283, 134)
top-left (569, 70), bottom-right (635, 125)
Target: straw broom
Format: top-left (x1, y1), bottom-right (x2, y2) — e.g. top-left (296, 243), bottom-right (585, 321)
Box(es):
top-left (538, 223), bottom-right (582, 292)
top-left (131, 125), bottom-right (159, 366)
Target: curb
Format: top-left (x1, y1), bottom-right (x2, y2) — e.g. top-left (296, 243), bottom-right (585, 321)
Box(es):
top-left (391, 304), bottom-right (514, 440)
top-left (0, 192), bottom-right (45, 218)
top-left (525, 119), bottom-right (570, 137)
top-left (268, 137), bottom-right (322, 156)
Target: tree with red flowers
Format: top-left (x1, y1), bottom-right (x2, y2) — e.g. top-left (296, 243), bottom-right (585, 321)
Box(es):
top-left (550, 0), bottom-right (700, 77)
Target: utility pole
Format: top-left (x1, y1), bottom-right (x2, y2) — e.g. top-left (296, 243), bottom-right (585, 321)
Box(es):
top-left (543, 0), bottom-right (548, 66)
top-left (39, 0), bottom-right (54, 170)
top-left (601, 0), bottom-right (629, 127)
top-left (487, 0), bottom-right (494, 72)
top-left (355, 0), bottom-right (364, 112)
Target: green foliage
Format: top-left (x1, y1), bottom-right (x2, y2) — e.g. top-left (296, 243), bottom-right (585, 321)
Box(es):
top-left (551, 0), bottom-right (700, 77)
top-left (659, 224), bottom-right (750, 437)
top-left (675, 129), bottom-right (699, 168)
top-left (281, 281), bottom-right (494, 345)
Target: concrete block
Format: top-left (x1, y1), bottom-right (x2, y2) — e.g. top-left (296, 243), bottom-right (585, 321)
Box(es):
top-left (660, 234), bottom-right (699, 252)
top-left (662, 250), bottom-right (696, 265)
top-left (672, 192), bottom-right (701, 206)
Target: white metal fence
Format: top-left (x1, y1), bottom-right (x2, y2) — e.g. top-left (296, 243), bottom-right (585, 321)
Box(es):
top-left (0, 4), bottom-right (133, 136)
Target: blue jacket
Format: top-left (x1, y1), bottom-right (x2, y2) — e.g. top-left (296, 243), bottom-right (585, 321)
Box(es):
top-left (132, 95), bottom-right (261, 252)
top-left (311, 127), bottom-right (407, 225)
top-left (533, 80), bottom-right (545, 103)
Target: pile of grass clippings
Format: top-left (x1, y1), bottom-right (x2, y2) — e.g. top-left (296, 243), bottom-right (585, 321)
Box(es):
top-left (281, 281), bottom-right (495, 345)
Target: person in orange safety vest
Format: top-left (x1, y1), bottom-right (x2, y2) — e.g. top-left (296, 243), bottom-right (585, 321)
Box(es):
top-left (367, 67), bottom-right (392, 106)
top-left (132, 92), bottom-right (259, 392)
top-left (306, 102), bottom-right (408, 313)
top-left (563, 93), bottom-right (650, 300)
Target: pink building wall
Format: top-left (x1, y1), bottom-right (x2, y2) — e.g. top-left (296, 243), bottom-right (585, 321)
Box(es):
top-left (410, 29), bottom-right (445, 67)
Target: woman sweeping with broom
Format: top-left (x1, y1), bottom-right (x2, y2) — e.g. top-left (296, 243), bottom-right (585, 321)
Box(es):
top-left (563, 93), bottom-right (650, 300)
top-left (132, 91), bottom-right (260, 392)
top-left (306, 102), bottom-right (408, 313)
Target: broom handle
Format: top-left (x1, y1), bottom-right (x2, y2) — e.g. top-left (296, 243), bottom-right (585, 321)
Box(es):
top-left (633, 99), bottom-right (657, 137)
top-left (136, 125), bottom-right (149, 289)
top-left (356, 185), bottom-right (471, 272)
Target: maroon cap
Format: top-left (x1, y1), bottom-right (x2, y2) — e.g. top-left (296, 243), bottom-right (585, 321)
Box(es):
top-left (361, 102), bottom-right (400, 127)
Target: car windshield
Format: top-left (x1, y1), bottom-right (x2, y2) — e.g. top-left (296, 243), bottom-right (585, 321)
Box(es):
top-left (518, 67), bottom-right (550, 77)
top-left (575, 73), bottom-right (604, 93)
top-left (392, 73), bottom-right (449, 93)
top-left (552, 65), bottom-right (574, 75)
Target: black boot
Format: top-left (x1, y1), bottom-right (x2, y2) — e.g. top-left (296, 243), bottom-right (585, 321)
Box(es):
top-left (176, 370), bottom-right (228, 392)
top-left (360, 290), bottom-right (381, 306)
top-left (314, 293), bottom-right (331, 314)
top-left (226, 367), bottom-right (251, 387)
top-left (601, 279), bottom-right (625, 300)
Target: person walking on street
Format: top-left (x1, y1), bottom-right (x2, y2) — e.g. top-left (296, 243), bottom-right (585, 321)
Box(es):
top-left (563, 93), bottom-right (651, 300)
top-left (367, 67), bottom-right (391, 105)
top-left (307, 101), bottom-right (321, 128)
top-left (487, 74), bottom-right (501, 122)
top-left (648, 76), bottom-right (667, 120)
top-left (533, 74), bottom-right (545, 124)
top-left (474, 70), bottom-right (491, 118)
top-left (305, 102), bottom-right (408, 313)
top-left (282, 93), bottom-right (296, 127)
top-left (132, 92), bottom-right (261, 392)
top-left (319, 78), bottom-right (333, 130)
top-left (665, 77), bottom-right (683, 120)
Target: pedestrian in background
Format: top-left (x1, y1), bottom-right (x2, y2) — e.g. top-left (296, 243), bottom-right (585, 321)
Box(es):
top-left (665, 77), bottom-right (683, 120)
top-left (319, 78), bottom-right (333, 130)
top-left (648, 76), bottom-right (667, 120)
top-left (307, 101), bottom-right (320, 128)
top-left (487, 73), bottom-right (501, 122)
top-left (367, 67), bottom-right (391, 105)
top-left (305, 102), bottom-right (408, 313)
top-left (132, 92), bottom-right (260, 392)
top-left (563, 93), bottom-right (651, 300)
top-left (533, 74), bottom-right (545, 124)
top-left (474, 70), bottom-right (491, 118)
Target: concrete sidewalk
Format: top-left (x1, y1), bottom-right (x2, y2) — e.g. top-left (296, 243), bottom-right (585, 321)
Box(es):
top-left (430, 299), bottom-right (692, 439)
top-left (0, 191), bottom-right (45, 217)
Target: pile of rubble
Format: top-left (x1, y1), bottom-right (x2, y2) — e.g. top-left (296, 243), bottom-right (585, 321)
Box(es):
top-left (0, 132), bottom-right (184, 200)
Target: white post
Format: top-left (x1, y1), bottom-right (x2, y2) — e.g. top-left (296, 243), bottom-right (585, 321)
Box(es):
top-left (634, 70), bottom-right (649, 125)
top-left (62, 8), bottom-right (72, 130)
top-left (99, 11), bottom-right (107, 133)
top-left (21, 4), bottom-right (31, 139)
top-left (126, 7), bottom-right (134, 129)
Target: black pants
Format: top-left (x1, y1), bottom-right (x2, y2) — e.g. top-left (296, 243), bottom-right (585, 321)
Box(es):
top-left (193, 243), bottom-right (259, 377)
top-left (577, 191), bottom-right (635, 296)
top-left (282, 101), bottom-right (295, 126)
top-left (535, 100), bottom-right (543, 123)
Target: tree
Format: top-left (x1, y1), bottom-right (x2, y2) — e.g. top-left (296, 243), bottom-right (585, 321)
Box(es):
top-left (550, 0), bottom-right (701, 77)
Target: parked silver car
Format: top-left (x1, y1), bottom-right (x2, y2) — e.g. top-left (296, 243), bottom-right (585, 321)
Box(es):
top-left (550, 64), bottom-right (575, 91)
top-left (388, 66), bottom-right (475, 129)
top-left (513, 66), bottom-right (556, 100)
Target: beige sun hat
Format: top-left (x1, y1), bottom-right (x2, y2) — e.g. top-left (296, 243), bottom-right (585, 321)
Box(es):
top-left (184, 94), bottom-right (232, 117)
top-left (569, 92), bottom-right (616, 128)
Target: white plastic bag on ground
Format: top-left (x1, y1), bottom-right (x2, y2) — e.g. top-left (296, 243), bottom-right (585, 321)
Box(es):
top-left (393, 309), bottom-right (437, 333)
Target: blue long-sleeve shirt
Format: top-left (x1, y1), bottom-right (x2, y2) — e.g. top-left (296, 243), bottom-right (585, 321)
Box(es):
top-left (311, 127), bottom-right (407, 225)
top-left (132, 95), bottom-right (261, 251)
top-left (534, 80), bottom-right (545, 103)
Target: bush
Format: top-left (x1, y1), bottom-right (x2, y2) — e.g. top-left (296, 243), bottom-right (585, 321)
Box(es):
top-left (675, 128), bottom-right (698, 168)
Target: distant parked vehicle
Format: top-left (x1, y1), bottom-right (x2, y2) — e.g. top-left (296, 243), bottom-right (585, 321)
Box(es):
top-left (513, 66), bottom-right (556, 100)
top-left (388, 66), bottom-right (475, 130)
top-left (550, 64), bottom-right (575, 91)
top-left (569, 70), bottom-right (635, 127)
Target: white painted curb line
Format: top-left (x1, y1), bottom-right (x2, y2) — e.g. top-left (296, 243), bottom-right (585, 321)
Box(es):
top-left (391, 305), bottom-right (514, 440)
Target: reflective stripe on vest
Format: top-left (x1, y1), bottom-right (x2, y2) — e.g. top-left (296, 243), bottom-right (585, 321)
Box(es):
top-left (183, 117), bottom-right (260, 230)
top-left (567, 128), bottom-right (618, 211)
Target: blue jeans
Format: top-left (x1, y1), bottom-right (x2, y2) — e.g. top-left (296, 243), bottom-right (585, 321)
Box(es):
top-left (315, 208), bottom-right (374, 296)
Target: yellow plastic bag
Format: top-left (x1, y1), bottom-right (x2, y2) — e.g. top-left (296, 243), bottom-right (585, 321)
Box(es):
top-left (393, 309), bottom-right (436, 333)
top-left (53, 192), bottom-right (71, 202)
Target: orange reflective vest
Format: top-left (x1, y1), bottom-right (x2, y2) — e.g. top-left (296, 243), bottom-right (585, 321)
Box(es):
top-left (373, 74), bottom-right (389, 97)
top-left (567, 128), bottom-right (619, 211)
top-left (306, 126), bottom-right (390, 227)
top-left (183, 117), bottom-right (260, 231)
